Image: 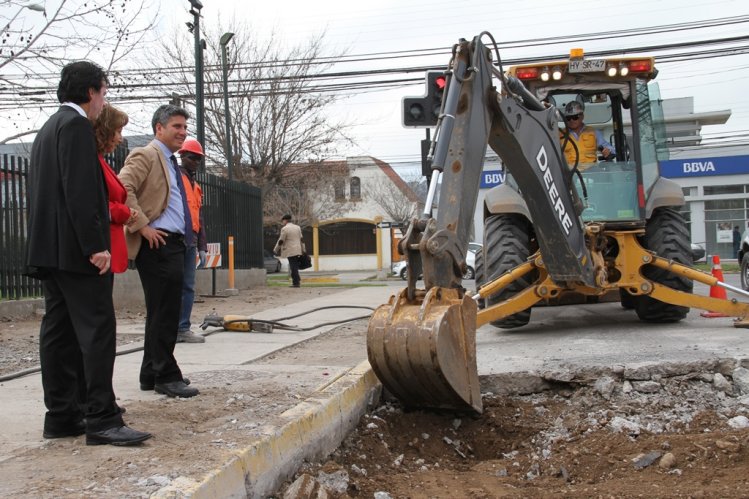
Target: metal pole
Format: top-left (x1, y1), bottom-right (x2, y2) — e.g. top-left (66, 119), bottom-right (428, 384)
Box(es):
top-left (220, 32), bottom-right (235, 180)
top-left (189, 1), bottom-right (205, 152)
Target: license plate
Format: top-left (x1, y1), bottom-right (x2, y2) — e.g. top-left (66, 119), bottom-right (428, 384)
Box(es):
top-left (568, 59), bottom-right (606, 73)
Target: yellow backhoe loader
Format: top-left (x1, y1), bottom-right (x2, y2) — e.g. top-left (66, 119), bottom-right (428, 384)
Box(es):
top-left (367, 33), bottom-right (749, 414)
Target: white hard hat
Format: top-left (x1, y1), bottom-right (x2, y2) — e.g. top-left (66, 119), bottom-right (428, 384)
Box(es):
top-left (564, 101), bottom-right (585, 116)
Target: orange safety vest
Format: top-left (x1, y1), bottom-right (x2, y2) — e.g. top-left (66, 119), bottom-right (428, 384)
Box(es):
top-left (560, 126), bottom-right (598, 166)
top-left (181, 173), bottom-right (202, 234)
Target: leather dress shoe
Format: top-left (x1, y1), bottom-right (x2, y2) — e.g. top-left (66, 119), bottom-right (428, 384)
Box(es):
top-left (140, 377), bottom-right (190, 391)
top-left (86, 425), bottom-right (152, 446)
top-left (43, 420), bottom-right (85, 439)
top-left (154, 380), bottom-right (199, 398)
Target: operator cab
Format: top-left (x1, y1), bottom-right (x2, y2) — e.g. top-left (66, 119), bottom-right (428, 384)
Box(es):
top-left (507, 52), bottom-right (667, 225)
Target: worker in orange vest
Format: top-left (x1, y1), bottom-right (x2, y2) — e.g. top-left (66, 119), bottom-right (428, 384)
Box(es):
top-left (176, 139), bottom-right (207, 343)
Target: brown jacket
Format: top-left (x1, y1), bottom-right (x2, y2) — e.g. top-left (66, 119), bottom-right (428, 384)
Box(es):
top-left (118, 141), bottom-right (172, 259)
top-left (274, 222), bottom-right (305, 258)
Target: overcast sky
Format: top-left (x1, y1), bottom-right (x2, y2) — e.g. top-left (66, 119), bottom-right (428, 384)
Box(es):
top-left (15, 0), bottom-right (749, 170)
top-left (165, 0), bottom-right (746, 168)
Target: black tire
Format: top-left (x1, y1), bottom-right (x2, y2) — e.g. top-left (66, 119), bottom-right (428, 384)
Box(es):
top-left (481, 213), bottom-right (537, 329)
top-left (635, 207), bottom-right (692, 322)
top-left (463, 266), bottom-right (475, 280)
top-left (274, 262), bottom-right (281, 273)
top-left (741, 254), bottom-right (749, 291)
top-left (619, 289), bottom-right (636, 309)
top-left (400, 267), bottom-right (408, 280)
top-left (475, 249), bottom-right (486, 309)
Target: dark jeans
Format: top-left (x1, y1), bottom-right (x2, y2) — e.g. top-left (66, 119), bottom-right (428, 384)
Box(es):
top-left (179, 244), bottom-right (197, 332)
top-left (40, 270), bottom-right (123, 433)
top-left (288, 255), bottom-right (301, 286)
top-left (135, 235), bottom-right (185, 386)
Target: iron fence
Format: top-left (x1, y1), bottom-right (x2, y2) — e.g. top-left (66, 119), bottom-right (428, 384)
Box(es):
top-left (0, 155), bottom-right (41, 299)
top-left (1, 149), bottom-right (263, 300)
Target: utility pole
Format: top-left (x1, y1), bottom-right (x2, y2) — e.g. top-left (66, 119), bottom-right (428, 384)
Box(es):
top-left (220, 32), bottom-right (235, 180)
top-left (187, 0), bottom-right (205, 152)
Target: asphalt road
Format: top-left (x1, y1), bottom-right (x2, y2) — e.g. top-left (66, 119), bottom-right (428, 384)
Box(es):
top-left (474, 272), bottom-right (749, 376)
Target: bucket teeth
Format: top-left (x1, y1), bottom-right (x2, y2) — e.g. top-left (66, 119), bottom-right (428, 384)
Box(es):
top-left (366, 287), bottom-right (482, 413)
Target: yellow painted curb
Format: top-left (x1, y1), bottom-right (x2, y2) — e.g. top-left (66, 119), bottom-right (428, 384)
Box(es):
top-left (153, 361), bottom-right (381, 499)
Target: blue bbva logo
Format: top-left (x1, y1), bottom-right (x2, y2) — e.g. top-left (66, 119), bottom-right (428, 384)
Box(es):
top-left (481, 171), bottom-right (505, 188)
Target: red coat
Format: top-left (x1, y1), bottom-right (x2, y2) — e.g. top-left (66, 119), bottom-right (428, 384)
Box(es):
top-left (99, 155), bottom-right (131, 273)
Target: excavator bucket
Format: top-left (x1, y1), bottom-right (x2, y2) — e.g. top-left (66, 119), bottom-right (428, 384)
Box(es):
top-left (366, 287), bottom-right (482, 413)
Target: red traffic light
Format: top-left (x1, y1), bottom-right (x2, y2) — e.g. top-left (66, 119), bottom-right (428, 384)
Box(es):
top-left (434, 75), bottom-right (446, 89)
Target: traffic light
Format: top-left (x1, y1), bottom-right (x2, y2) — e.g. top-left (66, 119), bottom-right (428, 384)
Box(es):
top-left (402, 71), bottom-right (447, 128)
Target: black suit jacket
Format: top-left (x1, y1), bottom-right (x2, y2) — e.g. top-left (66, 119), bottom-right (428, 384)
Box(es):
top-left (25, 105), bottom-right (109, 277)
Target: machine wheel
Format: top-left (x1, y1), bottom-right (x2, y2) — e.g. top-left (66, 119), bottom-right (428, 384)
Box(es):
top-left (741, 254), bottom-right (749, 291)
top-left (619, 289), bottom-right (636, 309)
top-left (463, 266), bottom-right (475, 280)
top-left (474, 249), bottom-right (486, 309)
top-left (481, 213), bottom-right (537, 329)
top-left (635, 207), bottom-right (692, 322)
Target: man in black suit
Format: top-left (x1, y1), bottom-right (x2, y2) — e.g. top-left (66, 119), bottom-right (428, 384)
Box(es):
top-left (26, 61), bottom-right (151, 446)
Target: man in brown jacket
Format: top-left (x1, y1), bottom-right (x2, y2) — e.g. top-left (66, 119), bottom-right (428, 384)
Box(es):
top-left (118, 104), bottom-right (199, 399)
top-left (274, 214), bottom-right (305, 287)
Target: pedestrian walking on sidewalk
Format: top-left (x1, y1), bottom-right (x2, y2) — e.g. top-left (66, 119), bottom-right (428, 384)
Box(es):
top-left (176, 138), bottom-right (207, 343)
top-left (119, 104), bottom-right (200, 399)
top-left (274, 214), bottom-right (305, 287)
top-left (25, 61), bottom-right (151, 446)
top-left (733, 225), bottom-right (741, 259)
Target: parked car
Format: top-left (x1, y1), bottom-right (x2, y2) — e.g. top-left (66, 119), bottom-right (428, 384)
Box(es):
top-left (263, 250), bottom-right (282, 273)
top-left (690, 243), bottom-right (706, 263)
top-left (393, 242), bottom-right (482, 280)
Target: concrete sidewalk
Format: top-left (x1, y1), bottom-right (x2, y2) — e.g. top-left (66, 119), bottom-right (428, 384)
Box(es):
top-left (0, 284), bottom-right (396, 498)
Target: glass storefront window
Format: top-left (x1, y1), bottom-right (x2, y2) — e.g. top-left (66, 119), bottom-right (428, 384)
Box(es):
top-left (681, 186), bottom-right (696, 197)
top-left (704, 199), bottom-right (747, 259)
top-left (704, 185), bottom-right (746, 196)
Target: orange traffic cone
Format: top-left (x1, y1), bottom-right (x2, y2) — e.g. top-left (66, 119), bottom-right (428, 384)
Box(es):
top-left (700, 254), bottom-right (728, 318)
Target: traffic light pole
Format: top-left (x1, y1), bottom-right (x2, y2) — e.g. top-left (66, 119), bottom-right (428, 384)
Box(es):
top-left (421, 129), bottom-right (432, 181)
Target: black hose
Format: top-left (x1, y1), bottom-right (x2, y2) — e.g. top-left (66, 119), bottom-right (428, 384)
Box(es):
top-left (213, 305), bottom-right (376, 334)
top-left (0, 344), bottom-right (146, 383)
top-left (0, 305), bottom-right (377, 382)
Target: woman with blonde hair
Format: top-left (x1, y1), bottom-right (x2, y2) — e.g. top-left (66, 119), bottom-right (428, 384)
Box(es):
top-left (93, 105), bottom-right (138, 275)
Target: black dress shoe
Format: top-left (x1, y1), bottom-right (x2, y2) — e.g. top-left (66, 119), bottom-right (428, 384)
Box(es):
top-left (140, 377), bottom-right (190, 391)
top-left (86, 425), bottom-right (152, 446)
top-left (43, 420), bottom-right (85, 439)
top-left (154, 380), bottom-right (199, 398)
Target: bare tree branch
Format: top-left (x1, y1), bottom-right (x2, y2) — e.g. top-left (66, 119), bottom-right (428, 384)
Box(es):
top-left (0, 0), bottom-right (159, 143)
top-left (0, 128), bottom-right (38, 144)
top-left (364, 169), bottom-right (423, 225)
top-left (151, 21), bottom-right (355, 227)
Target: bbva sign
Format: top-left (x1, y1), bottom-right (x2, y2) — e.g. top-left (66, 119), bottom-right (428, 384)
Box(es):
top-left (682, 161), bottom-right (716, 173)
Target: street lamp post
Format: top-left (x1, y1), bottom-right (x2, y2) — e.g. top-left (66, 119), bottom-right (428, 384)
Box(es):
top-left (187, 0), bottom-right (205, 151)
top-left (220, 32), bottom-right (235, 181)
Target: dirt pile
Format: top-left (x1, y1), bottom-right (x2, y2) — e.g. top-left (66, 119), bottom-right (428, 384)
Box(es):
top-left (278, 363), bottom-right (749, 498)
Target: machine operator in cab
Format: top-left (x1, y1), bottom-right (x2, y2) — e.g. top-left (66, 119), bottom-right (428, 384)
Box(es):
top-left (560, 101), bottom-right (615, 168)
